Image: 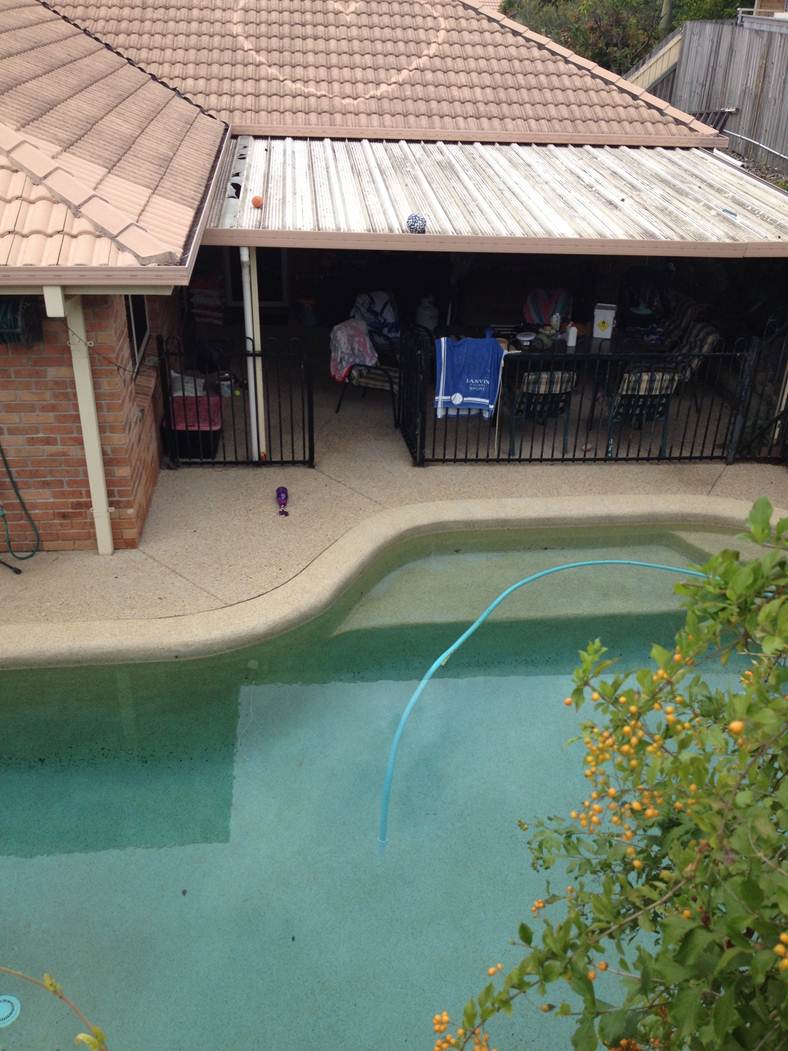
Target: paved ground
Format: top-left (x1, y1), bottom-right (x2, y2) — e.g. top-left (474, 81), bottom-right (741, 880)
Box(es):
top-left (1, 388), bottom-right (785, 626)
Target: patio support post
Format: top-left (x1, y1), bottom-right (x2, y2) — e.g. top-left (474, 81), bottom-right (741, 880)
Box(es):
top-left (64, 294), bottom-right (114, 555)
top-left (239, 246), bottom-right (267, 461)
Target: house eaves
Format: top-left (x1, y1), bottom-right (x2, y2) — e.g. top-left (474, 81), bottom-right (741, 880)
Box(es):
top-left (0, 0), bottom-right (228, 285)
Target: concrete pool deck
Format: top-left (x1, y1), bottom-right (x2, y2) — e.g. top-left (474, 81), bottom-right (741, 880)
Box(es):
top-left (0, 433), bottom-right (785, 666)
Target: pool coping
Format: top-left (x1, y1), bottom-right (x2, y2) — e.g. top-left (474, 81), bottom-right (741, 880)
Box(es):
top-left (0, 494), bottom-right (782, 669)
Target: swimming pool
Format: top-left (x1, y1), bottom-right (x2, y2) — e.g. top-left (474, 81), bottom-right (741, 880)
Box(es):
top-left (0, 525), bottom-right (744, 1051)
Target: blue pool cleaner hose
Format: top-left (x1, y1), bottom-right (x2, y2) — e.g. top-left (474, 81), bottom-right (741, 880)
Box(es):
top-left (378, 559), bottom-right (707, 848)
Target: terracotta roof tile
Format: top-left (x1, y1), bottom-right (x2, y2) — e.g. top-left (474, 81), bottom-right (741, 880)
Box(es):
top-left (0, 0), bottom-right (227, 277)
top-left (47, 0), bottom-right (724, 146)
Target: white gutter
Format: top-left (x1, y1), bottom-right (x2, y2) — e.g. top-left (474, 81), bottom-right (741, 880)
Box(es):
top-left (239, 246), bottom-right (267, 460)
top-left (64, 295), bottom-right (114, 555)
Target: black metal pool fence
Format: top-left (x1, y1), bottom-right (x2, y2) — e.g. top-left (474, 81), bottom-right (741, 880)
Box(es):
top-left (398, 325), bottom-right (788, 466)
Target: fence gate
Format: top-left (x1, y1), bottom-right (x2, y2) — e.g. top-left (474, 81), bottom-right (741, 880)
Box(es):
top-left (159, 334), bottom-right (314, 466)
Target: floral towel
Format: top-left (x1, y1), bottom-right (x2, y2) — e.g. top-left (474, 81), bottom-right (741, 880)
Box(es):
top-left (523, 288), bottom-right (572, 326)
top-left (350, 291), bottom-right (400, 350)
top-left (329, 319), bottom-right (378, 383)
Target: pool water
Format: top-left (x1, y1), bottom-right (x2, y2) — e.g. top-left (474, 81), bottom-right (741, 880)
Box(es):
top-left (0, 527), bottom-right (743, 1051)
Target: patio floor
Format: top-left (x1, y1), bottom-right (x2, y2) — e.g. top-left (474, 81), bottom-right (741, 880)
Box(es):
top-left (1, 374), bottom-right (785, 629)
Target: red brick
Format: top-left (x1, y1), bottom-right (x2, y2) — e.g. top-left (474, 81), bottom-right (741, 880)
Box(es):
top-left (2, 294), bottom-right (163, 552)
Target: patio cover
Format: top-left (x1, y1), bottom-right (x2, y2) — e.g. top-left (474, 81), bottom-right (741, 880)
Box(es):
top-left (204, 137), bottom-right (788, 258)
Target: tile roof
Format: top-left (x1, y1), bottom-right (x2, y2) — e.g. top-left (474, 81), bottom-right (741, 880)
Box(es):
top-left (48, 0), bottom-right (724, 147)
top-left (0, 0), bottom-right (227, 280)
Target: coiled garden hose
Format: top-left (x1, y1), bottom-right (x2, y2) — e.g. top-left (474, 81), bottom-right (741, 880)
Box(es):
top-left (378, 559), bottom-right (707, 849)
top-left (0, 439), bottom-right (41, 565)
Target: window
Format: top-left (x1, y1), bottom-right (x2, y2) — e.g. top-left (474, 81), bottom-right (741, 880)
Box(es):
top-left (125, 295), bottom-right (150, 371)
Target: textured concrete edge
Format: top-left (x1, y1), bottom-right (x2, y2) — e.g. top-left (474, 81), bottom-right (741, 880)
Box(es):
top-left (0, 495), bottom-right (781, 670)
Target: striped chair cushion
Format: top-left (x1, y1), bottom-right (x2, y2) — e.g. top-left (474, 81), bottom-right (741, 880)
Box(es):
top-left (522, 370), bottom-right (576, 395)
top-left (661, 300), bottom-right (708, 350)
top-left (619, 370), bottom-right (679, 396)
top-left (679, 321), bottom-right (721, 357)
top-left (348, 365), bottom-right (400, 392)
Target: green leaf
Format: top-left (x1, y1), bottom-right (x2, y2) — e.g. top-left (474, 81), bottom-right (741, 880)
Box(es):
top-left (598, 1009), bottom-right (628, 1045)
top-left (713, 986), bottom-right (738, 1040)
top-left (653, 955), bottom-right (693, 984)
top-left (463, 999), bottom-right (477, 1030)
top-left (651, 643), bottom-right (671, 666)
top-left (571, 1016), bottom-right (598, 1051)
top-left (518, 921), bottom-right (533, 946)
top-left (737, 878), bottom-right (763, 911)
top-left (747, 497), bottom-right (773, 542)
top-left (675, 927), bottom-right (716, 966)
top-left (761, 634), bottom-right (784, 654)
top-left (750, 949), bottom-right (775, 985)
top-left (673, 985), bottom-right (702, 1038)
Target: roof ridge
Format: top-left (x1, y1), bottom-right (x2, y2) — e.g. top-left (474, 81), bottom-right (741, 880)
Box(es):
top-left (0, 121), bottom-right (179, 264)
top-left (35, 0), bottom-right (227, 128)
top-left (454, 0), bottom-right (718, 139)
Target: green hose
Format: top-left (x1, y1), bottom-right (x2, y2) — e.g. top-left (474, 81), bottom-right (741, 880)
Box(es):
top-left (0, 439), bottom-right (41, 560)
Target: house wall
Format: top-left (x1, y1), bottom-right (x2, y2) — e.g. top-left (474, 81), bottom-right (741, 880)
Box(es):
top-left (0, 294), bottom-right (169, 553)
top-left (754, 0), bottom-right (786, 14)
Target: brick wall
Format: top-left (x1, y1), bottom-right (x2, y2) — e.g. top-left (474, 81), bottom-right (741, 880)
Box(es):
top-left (0, 293), bottom-right (178, 553)
top-left (754, 0), bottom-right (786, 12)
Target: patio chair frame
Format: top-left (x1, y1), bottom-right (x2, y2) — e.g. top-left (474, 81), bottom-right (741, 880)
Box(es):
top-left (606, 367), bottom-right (679, 459)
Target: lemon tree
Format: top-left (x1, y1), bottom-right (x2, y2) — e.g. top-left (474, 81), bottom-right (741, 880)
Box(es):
top-left (434, 499), bottom-right (787, 1051)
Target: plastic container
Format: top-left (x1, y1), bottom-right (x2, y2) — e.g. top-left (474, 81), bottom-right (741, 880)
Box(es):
top-left (169, 371), bottom-right (205, 397)
top-left (593, 303), bottom-right (617, 339)
top-left (566, 323), bottom-right (578, 350)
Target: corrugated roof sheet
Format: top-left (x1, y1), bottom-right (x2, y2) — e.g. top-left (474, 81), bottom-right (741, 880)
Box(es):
top-left (0, 0), bottom-right (227, 279)
top-left (204, 137), bottom-right (788, 256)
top-left (49, 0), bottom-right (723, 147)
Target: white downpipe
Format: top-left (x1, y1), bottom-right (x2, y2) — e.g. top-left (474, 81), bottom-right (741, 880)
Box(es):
top-left (239, 246), bottom-right (267, 460)
top-left (65, 295), bottom-right (114, 555)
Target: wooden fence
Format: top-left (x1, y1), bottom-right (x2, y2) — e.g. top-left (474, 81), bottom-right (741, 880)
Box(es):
top-left (670, 19), bottom-right (788, 174)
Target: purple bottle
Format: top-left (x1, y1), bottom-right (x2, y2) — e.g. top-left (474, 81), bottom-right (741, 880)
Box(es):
top-left (276, 486), bottom-right (289, 517)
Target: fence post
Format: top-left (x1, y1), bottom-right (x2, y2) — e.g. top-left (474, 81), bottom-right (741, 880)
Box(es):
top-left (305, 352), bottom-right (315, 467)
top-left (158, 334), bottom-right (180, 468)
top-left (726, 336), bottom-right (760, 464)
top-left (415, 345), bottom-right (427, 466)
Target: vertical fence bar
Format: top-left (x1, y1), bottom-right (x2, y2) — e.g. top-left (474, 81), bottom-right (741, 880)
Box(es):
top-left (726, 338), bottom-right (760, 464)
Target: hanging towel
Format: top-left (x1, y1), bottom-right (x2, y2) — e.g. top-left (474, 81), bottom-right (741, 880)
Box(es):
top-left (434, 337), bottom-right (505, 418)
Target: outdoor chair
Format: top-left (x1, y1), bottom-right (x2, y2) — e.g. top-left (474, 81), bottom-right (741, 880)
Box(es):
top-left (605, 368), bottom-right (679, 459)
top-left (618, 293), bottom-right (708, 355)
top-left (506, 366), bottom-right (577, 458)
top-left (669, 321), bottom-right (722, 409)
top-left (657, 295), bottom-right (710, 352)
top-left (334, 359), bottom-right (400, 426)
